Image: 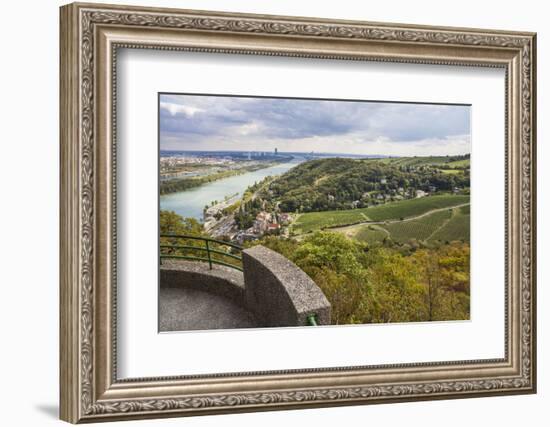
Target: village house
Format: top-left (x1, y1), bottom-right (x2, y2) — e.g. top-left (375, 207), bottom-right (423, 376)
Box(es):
top-left (267, 223), bottom-right (280, 233)
top-left (235, 230), bottom-right (258, 245)
top-left (252, 211), bottom-right (282, 236)
top-left (278, 213), bottom-right (291, 224)
top-left (253, 212), bottom-right (272, 234)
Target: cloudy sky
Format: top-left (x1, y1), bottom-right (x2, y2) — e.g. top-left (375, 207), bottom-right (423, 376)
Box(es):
top-left (159, 94), bottom-right (470, 156)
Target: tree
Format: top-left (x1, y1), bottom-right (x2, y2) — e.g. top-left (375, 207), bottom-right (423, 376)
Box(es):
top-left (159, 210), bottom-right (206, 263)
top-left (247, 232), bottom-right (470, 325)
top-left (412, 243), bottom-right (470, 321)
top-left (363, 249), bottom-right (426, 323)
top-left (252, 232), bottom-right (372, 324)
top-left (160, 210), bottom-right (203, 235)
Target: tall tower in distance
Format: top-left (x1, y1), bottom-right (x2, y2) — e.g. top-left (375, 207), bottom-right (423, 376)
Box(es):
top-left (274, 147), bottom-right (278, 156)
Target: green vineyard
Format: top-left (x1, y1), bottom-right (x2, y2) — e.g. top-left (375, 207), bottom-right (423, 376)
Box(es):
top-left (293, 194), bottom-right (469, 234)
top-left (348, 205), bottom-right (470, 245)
top-left (429, 205), bottom-right (470, 243)
top-left (354, 225), bottom-right (389, 244)
top-left (382, 209), bottom-right (453, 242)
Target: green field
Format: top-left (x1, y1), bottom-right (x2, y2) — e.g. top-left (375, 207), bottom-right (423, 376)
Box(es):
top-left (429, 205), bottom-right (470, 243)
top-left (439, 169), bottom-right (464, 175)
top-left (382, 209), bottom-right (452, 242)
top-left (364, 156), bottom-right (470, 168)
top-left (293, 210), bottom-right (367, 233)
top-left (459, 204), bottom-right (470, 215)
top-left (346, 205), bottom-right (469, 245)
top-left (293, 195), bottom-right (469, 234)
top-left (354, 225), bottom-right (389, 244)
top-left (389, 156), bottom-right (451, 167)
top-left (446, 158), bottom-right (470, 168)
top-left (363, 156), bottom-right (449, 166)
top-left (362, 157), bottom-right (395, 164)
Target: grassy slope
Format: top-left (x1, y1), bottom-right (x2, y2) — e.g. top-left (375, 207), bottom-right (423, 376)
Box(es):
top-left (348, 205), bottom-right (469, 245)
top-left (382, 209), bottom-right (452, 242)
top-left (293, 194), bottom-right (469, 234)
top-left (269, 156), bottom-right (469, 212)
top-left (364, 156), bottom-right (470, 168)
top-left (446, 158), bottom-right (471, 168)
top-left (354, 225), bottom-right (388, 244)
top-left (440, 169), bottom-right (464, 175)
top-left (429, 205), bottom-right (470, 242)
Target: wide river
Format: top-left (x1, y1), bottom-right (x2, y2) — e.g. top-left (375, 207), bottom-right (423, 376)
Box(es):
top-left (160, 156), bottom-right (304, 220)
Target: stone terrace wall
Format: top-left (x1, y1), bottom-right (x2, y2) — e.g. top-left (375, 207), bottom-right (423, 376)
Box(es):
top-left (242, 246), bottom-right (331, 327)
top-left (160, 259), bottom-right (245, 306)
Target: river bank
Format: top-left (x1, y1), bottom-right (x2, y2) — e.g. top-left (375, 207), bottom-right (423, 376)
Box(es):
top-left (160, 157), bottom-right (292, 195)
top-left (160, 156), bottom-right (305, 221)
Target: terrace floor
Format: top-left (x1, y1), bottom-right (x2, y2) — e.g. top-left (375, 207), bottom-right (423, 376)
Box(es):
top-left (159, 279), bottom-right (258, 332)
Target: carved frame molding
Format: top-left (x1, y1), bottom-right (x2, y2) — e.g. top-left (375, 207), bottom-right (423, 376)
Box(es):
top-left (60, 2), bottom-right (536, 423)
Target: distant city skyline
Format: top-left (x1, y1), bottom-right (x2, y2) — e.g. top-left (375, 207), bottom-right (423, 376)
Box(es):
top-left (160, 94), bottom-right (471, 157)
top-left (160, 149), bottom-right (416, 158)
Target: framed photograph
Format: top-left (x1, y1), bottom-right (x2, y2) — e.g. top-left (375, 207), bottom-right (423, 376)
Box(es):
top-left (60, 2), bottom-right (537, 423)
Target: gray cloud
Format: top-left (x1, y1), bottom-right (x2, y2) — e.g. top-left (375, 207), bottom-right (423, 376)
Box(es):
top-left (159, 94), bottom-right (470, 155)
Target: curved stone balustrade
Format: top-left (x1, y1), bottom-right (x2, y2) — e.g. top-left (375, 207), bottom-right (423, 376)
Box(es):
top-left (160, 245), bottom-right (331, 331)
top-left (242, 246), bottom-right (331, 327)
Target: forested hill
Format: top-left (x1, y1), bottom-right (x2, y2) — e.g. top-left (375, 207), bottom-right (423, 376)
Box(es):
top-left (262, 156), bottom-right (470, 213)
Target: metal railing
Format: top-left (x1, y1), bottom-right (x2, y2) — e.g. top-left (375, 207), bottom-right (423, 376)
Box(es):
top-left (306, 313), bottom-right (319, 326)
top-left (161, 234), bottom-right (320, 325)
top-left (160, 234), bottom-right (243, 272)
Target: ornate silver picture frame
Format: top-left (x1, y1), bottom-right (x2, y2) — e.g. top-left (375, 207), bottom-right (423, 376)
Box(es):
top-left (60, 2), bottom-right (536, 423)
